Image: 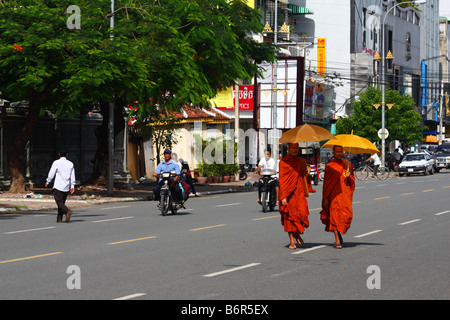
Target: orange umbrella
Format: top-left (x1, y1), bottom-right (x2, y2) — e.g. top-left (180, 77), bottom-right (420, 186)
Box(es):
top-left (322, 133), bottom-right (379, 155)
top-left (279, 123), bottom-right (336, 143)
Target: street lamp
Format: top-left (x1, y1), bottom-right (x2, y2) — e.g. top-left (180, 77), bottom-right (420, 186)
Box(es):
top-left (379, 0), bottom-right (426, 167)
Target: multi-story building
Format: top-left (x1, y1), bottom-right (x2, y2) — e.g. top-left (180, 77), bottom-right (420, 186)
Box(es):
top-left (249, 0), bottom-right (443, 142)
top-left (439, 15), bottom-right (450, 141)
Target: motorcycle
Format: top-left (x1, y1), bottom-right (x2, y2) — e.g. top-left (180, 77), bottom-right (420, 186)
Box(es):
top-left (239, 164), bottom-right (248, 180)
top-left (257, 169), bottom-right (278, 213)
top-left (158, 171), bottom-right (183, 216)
top-left (309, 163), bottom-right (319, 185)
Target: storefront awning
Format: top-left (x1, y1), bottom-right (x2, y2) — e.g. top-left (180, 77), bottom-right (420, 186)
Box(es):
top-left (288, 4), bottom-right (314, 15)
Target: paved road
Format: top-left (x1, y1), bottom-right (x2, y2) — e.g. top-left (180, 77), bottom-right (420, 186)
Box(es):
top-left (0, 172), bottom-right (449, 303)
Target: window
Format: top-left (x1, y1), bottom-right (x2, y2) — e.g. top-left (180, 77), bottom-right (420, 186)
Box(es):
top-left (405, 32), bottom-right (411, 61)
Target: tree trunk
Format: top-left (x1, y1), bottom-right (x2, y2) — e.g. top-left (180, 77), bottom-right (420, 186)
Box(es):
top-left (7, 103), bottom-right (40, 194)
top-left (88, 99), bottom-right (125, 186)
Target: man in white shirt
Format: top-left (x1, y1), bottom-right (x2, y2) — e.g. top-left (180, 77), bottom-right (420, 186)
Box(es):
top-left (366, 152), bottom-right (381, 178)
top-left (45, 151), bottom-right (76, 222)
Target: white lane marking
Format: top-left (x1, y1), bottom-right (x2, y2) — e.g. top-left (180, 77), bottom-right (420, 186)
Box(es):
top-left (291, 245), bottom-right (327, 255)
top-left (216, 203), bottom-right (240, 207)
top-left (91, 216), bottom-right (134, 223)
top-left (4, 226), bottom-right (56, 234)
top-left (435, 210), bottom-right (449, 216)
top-left (203, 263), bottom-right (261, 278)
top-left (99, 205), bottom-right (131, 211)
top-left (353, 230), bottom-right (383, 238)
top-left (113, 293), bottom-right (147, 300)
top-left (398, 219), bottom-right (421, 226)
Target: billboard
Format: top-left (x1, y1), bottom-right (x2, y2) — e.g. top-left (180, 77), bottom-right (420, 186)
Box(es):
top-left (257, 57), bottom-right (305, 129)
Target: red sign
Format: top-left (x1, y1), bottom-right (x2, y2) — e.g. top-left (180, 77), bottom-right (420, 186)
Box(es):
top-left (237, 85), bottom-right (254, 111)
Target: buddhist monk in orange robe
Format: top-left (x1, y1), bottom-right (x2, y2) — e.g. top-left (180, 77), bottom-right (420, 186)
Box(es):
top-left (320, 145), bottom-right (355, 249)
top-left (279, 143), bottom-right (310, 249)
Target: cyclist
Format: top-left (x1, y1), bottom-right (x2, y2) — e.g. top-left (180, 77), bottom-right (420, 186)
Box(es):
top-left (365, 152), bottom-right (381, 178)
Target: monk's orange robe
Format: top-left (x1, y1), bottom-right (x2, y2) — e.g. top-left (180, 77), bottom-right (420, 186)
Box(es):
top-left (278, 155), bottom-right (310, 234)
top-left (320, 159), bottom-right (355, 234)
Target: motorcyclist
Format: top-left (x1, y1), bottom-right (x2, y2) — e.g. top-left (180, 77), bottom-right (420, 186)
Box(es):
top-left (254, 149), bottom-right (279, 205)
top-left (153, 149), bottom-right (182, 203)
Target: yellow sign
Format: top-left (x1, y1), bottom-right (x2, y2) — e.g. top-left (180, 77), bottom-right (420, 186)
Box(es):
top-left (317, 38), bottom-right (326, 77)
top-left (210, 87), bottom-right (234, 110)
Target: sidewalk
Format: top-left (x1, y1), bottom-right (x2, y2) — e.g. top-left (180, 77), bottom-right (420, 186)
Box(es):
top-left (0, 174), bottom-right (259, 213)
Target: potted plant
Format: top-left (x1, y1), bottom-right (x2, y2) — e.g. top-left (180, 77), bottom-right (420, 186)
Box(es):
top-left (196, 163), bottom-right (207, 184)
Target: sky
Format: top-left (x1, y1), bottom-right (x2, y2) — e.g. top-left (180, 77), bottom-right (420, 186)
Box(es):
top-left (440, 1), bottom-right (450, 18)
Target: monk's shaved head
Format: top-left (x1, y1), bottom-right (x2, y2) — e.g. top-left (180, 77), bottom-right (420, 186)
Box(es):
top-left (288, 143), bottom-right (299, 156)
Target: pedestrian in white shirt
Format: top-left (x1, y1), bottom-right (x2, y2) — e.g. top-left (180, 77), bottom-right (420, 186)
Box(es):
top-left (45, 151), bottom-right (75, 222)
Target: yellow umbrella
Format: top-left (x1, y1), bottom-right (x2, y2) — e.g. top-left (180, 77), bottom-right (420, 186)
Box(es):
top-left (322, 133), bottom-right (379, 155)
top-left (279, 123), bottom-right (336, 143)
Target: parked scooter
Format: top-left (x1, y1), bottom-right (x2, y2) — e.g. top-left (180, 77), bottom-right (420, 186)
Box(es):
top-left (158, 171), bottom-right (182, 216)
top-left (257, 168), bottom-right (278, 213)
top-left (309, 163), bottom-right (319, 185)
top-left (239, 164), bottom-right (248, 180)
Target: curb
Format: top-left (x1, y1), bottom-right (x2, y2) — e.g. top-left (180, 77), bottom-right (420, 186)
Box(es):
top-left (0, 186), bottom-right (256, 213)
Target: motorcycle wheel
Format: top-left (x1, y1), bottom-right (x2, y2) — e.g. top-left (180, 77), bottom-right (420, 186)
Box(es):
top-left (239, 171), bottom-right (247, 180)
top-left (261, 192), bottom-right (268, 213)
top-left (269, 189), bottom-right (276, 211)
top-left (313, 174), bottom-right (319, 185)
top-left (160, 194), bottom-right (169, 216)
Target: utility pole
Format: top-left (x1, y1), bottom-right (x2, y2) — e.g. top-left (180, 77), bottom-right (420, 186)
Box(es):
top-left (108, 0), bottom-right (115, 195)
top-left (272, 0), bottom-right (279, 160)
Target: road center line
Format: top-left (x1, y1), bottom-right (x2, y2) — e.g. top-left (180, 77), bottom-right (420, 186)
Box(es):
top-left (435, 210), bottom-right (450, 216)
top-left (108, 236), bottom-right (157, 245)
top-left (203, 263), bottom-right (261, 278)
top-left (400, 193), bottom-right (415, 196)
top-left (4, 226), bottom-right (56, 234)
top-left (0, 252), bottom-right (63, 264)
top-left (374, 196), bottom-right (390, 200)
top-left (398, 219), bottom-right (421, 225)
top-left (113, 293), bottom-right (147, 300)
top-left (423, 189), bottom-right (435, 193)
top-left (353, 230), bottom-right (383, 238)
top-left (252, 215), bottom-right (278, 221)
top-left (216, 203), bottom-right (240, 207)
top-left (92, 217), bottom-right (134, 223)
top-left (190, 224), bottom-right (226, 231)
top-left (291, 245), bottom-right (327, 255)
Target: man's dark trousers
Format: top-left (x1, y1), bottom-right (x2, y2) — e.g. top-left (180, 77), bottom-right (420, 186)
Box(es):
top-left (53, 189), bottom-right (69, 221)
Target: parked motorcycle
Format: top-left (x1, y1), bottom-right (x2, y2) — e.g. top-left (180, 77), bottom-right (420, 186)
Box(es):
top-left (257, 169), bottom-right (277, 213)
top-left (158, 171), bottom-right (182, 216)
top-left (309, 163), bottom-right (319, 185)
top-left (239, 164), bottom-right (248, 180)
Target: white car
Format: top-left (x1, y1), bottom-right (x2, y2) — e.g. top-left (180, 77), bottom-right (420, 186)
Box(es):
top-left (398, 153), bottom-right (435, 176)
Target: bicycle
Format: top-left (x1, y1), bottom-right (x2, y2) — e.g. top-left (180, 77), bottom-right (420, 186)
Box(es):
top-left (354, 163), bottom-right (389, 181)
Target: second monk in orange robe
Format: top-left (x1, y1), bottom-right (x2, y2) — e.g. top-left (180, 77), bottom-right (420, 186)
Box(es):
top-left (279, 143), bottom-right (310, 249)
top-left (320, 145), bottom-right (355, 249)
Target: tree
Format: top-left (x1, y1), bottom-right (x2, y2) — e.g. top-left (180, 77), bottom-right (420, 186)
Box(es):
top-left (336, 86), bottom-right (424, 145)
top-left (0, 0), bottom-right (150, 192)
top-left (0, 0), bottom-right (276, 192)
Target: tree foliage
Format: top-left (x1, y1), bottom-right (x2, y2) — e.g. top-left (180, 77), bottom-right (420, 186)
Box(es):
top-left (0, 0), bottom-right (276, 192)
top-left (336, 86), bottom-right (424, 145)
